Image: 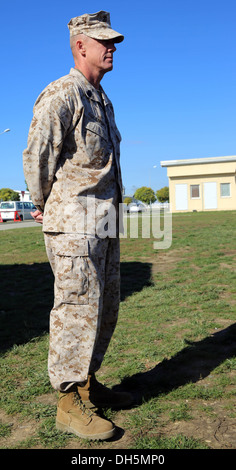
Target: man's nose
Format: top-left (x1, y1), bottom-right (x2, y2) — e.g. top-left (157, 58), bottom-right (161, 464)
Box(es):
top-left (108, 42), bottom-right (116, 52)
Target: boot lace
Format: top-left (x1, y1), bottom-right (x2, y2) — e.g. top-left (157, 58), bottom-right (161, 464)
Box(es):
top-left (73, 392), bottom-right (97, 418)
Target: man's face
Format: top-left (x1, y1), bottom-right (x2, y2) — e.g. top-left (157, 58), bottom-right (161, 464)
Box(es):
top-left (84, 37), bottom-right (117, 75)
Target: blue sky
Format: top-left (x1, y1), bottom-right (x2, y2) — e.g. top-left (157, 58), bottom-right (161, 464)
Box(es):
top-left (0, 0), bottom-right (235, 196)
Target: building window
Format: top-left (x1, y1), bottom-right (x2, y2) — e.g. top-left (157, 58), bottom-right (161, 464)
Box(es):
top-left (190, 184), bottom-right (200, 199)
top-left (220, 183), bottom-right (231, 197)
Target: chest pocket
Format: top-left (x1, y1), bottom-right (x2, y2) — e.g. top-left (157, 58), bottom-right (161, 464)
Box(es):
top-left (84, 121), bottom-right (111, 168)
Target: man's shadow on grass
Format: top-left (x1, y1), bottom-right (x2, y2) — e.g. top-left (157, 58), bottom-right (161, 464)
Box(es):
top-left (0, 261), bottom-right (152, 353)
top-left (112, 322), bottom-right (236, 405)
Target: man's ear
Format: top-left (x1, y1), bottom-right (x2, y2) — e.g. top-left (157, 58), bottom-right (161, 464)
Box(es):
top-left (76, 38), bottom-right (86, 56)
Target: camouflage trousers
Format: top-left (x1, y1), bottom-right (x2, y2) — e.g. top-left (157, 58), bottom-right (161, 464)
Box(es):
top-left (44, 233), bottom-right (120, 391)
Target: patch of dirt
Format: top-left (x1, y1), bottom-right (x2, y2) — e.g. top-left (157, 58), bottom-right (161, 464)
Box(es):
top-left (162, 401), bottom-right (236, 449)
top-left (151, 249), bottom-right (183, 274)
top-left (0, 409), bottom-right (37, 448)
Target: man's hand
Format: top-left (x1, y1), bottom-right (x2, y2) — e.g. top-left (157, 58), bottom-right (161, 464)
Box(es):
top-left (31, 209), bottom-right (43, 224)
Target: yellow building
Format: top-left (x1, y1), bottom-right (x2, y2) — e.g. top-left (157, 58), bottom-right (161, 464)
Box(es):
top-left (161, 156), bottom-right (236, 213)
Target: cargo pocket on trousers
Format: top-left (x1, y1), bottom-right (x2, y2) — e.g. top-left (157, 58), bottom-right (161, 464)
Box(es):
top-left (55, 239), bottom-right (90, 305)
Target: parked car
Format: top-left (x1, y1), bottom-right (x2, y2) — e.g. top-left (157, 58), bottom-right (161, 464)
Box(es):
top-left (0, 201), bottom-right (36, 222)
top-left (128, 202), bottom-right (148, 213)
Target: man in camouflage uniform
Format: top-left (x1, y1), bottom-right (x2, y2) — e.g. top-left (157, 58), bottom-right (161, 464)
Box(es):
top-left (23, 11), bottom-right (132, 441)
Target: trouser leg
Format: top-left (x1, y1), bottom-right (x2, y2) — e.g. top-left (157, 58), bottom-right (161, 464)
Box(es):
top-left (89, 237), bottom-right (120, 373)
top-left (44, 233), bottom-right (120, 391)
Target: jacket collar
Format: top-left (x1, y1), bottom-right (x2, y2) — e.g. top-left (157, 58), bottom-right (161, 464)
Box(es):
top-left (69, 67), bottom-right (111, 106)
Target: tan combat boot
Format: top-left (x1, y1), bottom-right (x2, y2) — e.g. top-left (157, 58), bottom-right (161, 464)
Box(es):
top-left (77, 373), bottom-right (133, 409)
top-left (56, 385), bottom-right (115, 440)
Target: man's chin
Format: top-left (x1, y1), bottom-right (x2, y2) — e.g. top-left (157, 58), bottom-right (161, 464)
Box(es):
top-left (103, 64), bottom-right (113, 74)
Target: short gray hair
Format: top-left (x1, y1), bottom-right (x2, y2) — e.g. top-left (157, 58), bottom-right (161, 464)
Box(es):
top-left (70, 33), bottom-right (89, 50)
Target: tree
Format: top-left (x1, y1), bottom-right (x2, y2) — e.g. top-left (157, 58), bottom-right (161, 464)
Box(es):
top-left (134, 187), bottom-right (156, 204)
top-left (156, 186), bottom-right (169, 203)
top-left (0, 188), bottom-right (20, 201)
top-left (123, 197), bottom-right (132, 205)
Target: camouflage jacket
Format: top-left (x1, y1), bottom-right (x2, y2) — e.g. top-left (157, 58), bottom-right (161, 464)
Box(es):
top-left (23, 68), bottom-right (123, 235)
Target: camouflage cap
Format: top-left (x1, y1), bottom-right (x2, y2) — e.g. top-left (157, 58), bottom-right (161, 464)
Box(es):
top-left (68, 10), bottom-right (124, 43)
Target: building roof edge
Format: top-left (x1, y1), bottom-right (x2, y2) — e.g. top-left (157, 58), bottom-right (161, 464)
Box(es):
top-left (161, 156), bottom-right (236, 167)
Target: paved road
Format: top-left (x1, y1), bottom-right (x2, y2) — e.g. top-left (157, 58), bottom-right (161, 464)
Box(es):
top-left (0, 220), bottom-right (40, 230)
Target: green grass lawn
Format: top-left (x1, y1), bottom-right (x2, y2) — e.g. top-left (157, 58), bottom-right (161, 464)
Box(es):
top-left (0, 211), bottom-right (235, 449)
